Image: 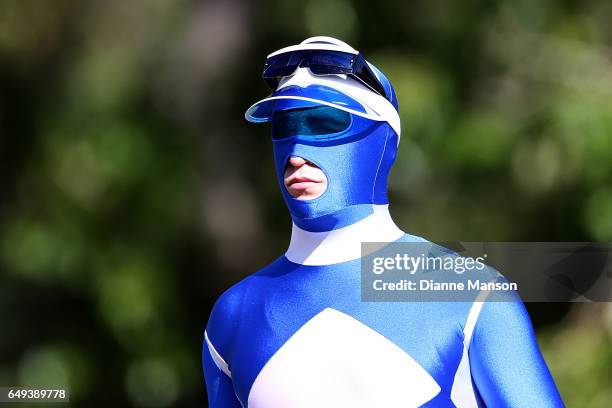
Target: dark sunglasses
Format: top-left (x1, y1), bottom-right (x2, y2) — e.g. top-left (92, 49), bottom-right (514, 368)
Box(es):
top-left (263, 50), bottom-right (388, 99)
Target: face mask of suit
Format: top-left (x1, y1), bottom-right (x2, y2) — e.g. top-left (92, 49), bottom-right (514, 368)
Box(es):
top-left (270, 102), bottom-right (399, 232)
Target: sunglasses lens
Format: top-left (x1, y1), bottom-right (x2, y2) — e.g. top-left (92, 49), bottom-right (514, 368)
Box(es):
top-left (263, 51), bottom-right (387, 99)
top-left (307, 52), bottom-right (354, 74)
top-left (264, 51), bottom-right (354, 81)
top-left (264, 54), bottom-right (296, 78)
top-left (263, 77), bottom-right (279, 91)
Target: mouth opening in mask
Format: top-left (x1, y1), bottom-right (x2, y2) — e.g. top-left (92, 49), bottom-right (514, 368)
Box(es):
top-left (283, 156), bottom-right (329, 201)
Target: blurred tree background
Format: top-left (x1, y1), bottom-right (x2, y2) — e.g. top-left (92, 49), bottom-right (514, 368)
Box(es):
top-left (1, 0), bottom-right (611, 406)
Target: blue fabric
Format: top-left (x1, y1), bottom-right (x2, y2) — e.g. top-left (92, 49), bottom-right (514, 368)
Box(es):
top-left (272, 113), bottom-right (398, 231)
top-left (202, 345), bottom-right (242, 408)
top-left (290, 203), bottom-right (374, 232)
top-left (203, 235), bottom-right (565, 407)
top-left (369, 63), bottom-right (398, 111)
top-left (469, 299), bottom-right (565, 407)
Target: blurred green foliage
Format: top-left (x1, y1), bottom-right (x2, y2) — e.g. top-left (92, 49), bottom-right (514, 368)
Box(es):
top-left (1, 0), bottom-right (611, 406)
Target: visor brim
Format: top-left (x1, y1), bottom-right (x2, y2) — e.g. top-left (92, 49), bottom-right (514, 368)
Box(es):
top-left (245, 85), bottom-right (400, 138)
top-left (245, 73), bottom-right (401, 139)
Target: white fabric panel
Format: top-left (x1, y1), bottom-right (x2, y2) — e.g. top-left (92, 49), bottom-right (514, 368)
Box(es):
top-left (450, 289), bottom-right (493, 407)
top-left (248, 308), bottom-right (440, 408)
top-left (284, 204), bottom-right (404, 265)
top-left (450, 345), bottom-right (479, 408)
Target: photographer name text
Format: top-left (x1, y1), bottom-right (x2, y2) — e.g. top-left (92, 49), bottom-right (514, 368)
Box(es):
top-left (372, 279), bottom-right (518, 292)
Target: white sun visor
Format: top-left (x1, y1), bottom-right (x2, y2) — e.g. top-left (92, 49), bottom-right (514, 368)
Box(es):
top-left (245, 67), bottom-right (401, 138)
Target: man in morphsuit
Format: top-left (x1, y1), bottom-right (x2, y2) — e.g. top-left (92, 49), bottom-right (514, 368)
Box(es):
top-left (203, 37), bottom-right (564, 407)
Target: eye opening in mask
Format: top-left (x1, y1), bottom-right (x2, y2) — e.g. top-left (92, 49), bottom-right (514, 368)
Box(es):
top-left (272, 106), bottom-right (352, 140)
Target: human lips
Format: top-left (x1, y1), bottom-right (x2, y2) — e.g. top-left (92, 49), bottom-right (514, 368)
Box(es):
top-left (284, 174), bottom-right (324, 191)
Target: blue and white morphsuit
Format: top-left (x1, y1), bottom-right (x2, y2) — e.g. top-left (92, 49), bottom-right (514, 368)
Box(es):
top-left (203, 37), bottom-right (564, 407)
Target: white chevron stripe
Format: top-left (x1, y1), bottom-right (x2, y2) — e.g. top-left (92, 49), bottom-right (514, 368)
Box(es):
top-left (248, 308), bottom-right (440, 408)
top-left (450, 289), bottom-right (493, 407)
top-left (205, 330), bottom-right (232, 378)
